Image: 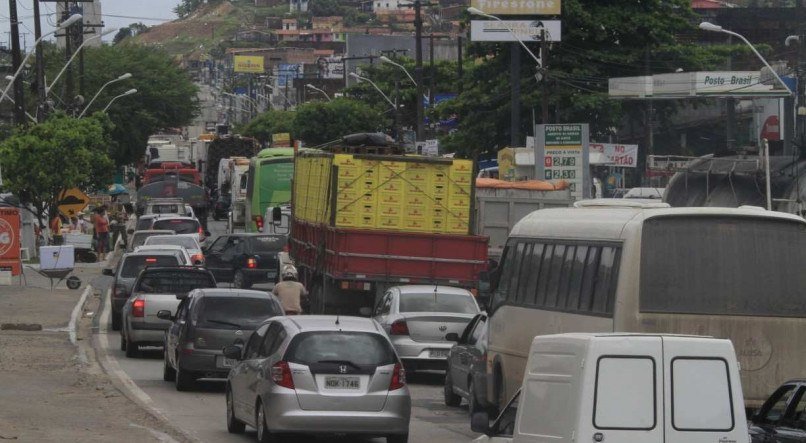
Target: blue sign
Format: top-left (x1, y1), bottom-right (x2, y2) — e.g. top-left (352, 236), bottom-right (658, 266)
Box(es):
top-left (277, 64), bottom-right (302, 87)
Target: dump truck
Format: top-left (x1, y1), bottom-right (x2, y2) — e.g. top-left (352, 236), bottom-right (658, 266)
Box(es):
top-left (203, 136), bottom-right (258, 193)
top-left (290, 144), bottom-right (489, 315)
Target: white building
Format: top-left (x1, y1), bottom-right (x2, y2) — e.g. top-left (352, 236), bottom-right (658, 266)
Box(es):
top-left (56, 1), bottom-right (104, 49)
top-left (373, 0), bottom-right (406, 11)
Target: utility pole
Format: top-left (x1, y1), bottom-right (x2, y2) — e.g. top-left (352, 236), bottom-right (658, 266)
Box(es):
top-left (62, 1), bottom-right (75, 107)
top-left (33, 0), bottom-right (47, 121)
top-left (726, 35), bottom-right (735, 150)
top-left (8, 0), bottom-right (25, 125)
top-left (510, 43), bottom-right (521, 147)
top-left (541, 29), bottom-right (549, 123)
top-left (413, 0), bottom-right (425, 141)
top-left (457, 35), bottom-right (463, 93)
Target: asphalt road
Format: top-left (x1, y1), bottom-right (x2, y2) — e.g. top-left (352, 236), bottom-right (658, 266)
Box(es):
top-left (91, 220), bottom-right (479, 443)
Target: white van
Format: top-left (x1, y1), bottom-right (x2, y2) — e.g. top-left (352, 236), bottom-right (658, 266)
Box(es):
top-left (472, 333), bottom-right (748, 443)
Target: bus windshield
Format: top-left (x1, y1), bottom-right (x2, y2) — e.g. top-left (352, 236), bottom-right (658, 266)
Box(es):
top-left (640, 216), bottom-right (806, 317)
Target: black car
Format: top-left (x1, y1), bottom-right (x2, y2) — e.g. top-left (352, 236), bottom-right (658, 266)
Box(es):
top-left (444, 313), bottom-right (489, 414)
top-left (750, 379), bottom-right (806, 442)
top-left (212, 195), bottom-right (230, 221)
top-left (203, 233), bottom-right (287, 288)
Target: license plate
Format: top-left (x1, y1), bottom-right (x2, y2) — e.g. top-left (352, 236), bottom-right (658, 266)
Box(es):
top-left (324, 376), bottom-right (360, 390)
top-left (217, 356), bottom-right (236, 368)
top-left (267, 270), bottom-right (277, 279)
top-left (429, 349), bottom-right (450, 359)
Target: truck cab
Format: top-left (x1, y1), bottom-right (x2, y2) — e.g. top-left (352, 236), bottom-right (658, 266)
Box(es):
top-left (472, 333), bottom-right (748, 443)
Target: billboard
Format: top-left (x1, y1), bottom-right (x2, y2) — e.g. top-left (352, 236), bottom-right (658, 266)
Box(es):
top-left (589, 143), bottom-right (639, 168)
top-left (277, 64), bottom-right (302, 87)
top-left (470, 20), bottom-right (561, 42)
top-left (536, 124), bottom-right (590, 200)
top-left (233, 55), bottom-right (265, 74)
top-left (317, 56), bottom-right (344, 79)
top-left (470, 0), bottom-right (561, 15)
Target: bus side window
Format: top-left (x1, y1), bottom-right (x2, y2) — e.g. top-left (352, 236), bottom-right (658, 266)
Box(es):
top-left (491, 242), bottom-right (520, 309)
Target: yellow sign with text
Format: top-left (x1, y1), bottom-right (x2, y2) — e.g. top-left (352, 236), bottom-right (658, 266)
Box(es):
top-left (470, 0), bottom-right (560, 15)
top-left (233, 55), bottom-right (265, 73)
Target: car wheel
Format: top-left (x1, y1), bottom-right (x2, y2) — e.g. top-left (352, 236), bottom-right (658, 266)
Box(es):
top-left (443, 369), bottom-right (462, 407)
top-left (124, 335), bottom-right (139, 358)
top-left (163, 351), bottom-right (176, 382)
top-left (468, 380), bottom-right (481, 414)
top-left (111, 311), bottom-right (121, 331)
top-left (387, 434), bottom-right (409, 443)
top-left (256, 400), bottom-right (275, 443)
top-left (226, 388), bottom-right (245, 434)
top-left (233, 271), bottom-right (252, 289)
top-left (174, 359), bottom-right (195, 392)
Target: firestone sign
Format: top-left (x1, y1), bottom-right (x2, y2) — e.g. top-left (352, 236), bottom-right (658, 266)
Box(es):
top-left (470, 0), bottom-right (561, 15)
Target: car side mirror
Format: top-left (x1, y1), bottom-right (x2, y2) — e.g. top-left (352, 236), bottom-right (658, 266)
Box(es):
top-left (445, 332), bottom-right (460, 342)
top-left (358, 307), bottom-right (372, 317)
top-left (102, 268), bottom-right (114, 276)
top-left (156, 310), bottom-right (173, 321)
top-left (470, 411), bottom-right (491, 434)
top-left (222, 344), bottom-right (243, 360)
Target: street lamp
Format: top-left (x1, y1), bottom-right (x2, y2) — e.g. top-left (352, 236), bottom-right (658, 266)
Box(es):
top-left (102, 88), bottom-right (137, 112)
top-left (349, 72), bottom-right (395, 108)
top-left (0, 14), bottom-right (82, 105)
top-left (699, 21), bottom-right (793, 95)
top-left (467, 7), bottom-right (543, 68)
top-left (378, 56), bottom-right (418, 86)
top-left (305, 84), bottom-right (332, 101)
top-left (266, 85), bottom-right (294, 109)
top-left (79, 73), bottom-right (133, 118)
top-left (46, 28), bottom-right (117, 95)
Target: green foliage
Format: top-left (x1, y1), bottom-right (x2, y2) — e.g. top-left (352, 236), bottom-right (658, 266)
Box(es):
top-left (77, 45), bottom-right (199, 166)
top-left (113, 23), bottom-right (149, 45)
top-left (239, 110), bottom-right (297, 146)
top-left (174, 0), bottom-right (207, 18)
top-left (308, 0), bottom-right (344, 16)
top-left (0, 113), bottom-right (114, 225)
top-left (292, 98), bottom-right (386, 146)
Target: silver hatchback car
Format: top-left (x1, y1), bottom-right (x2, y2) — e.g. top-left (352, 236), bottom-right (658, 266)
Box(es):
top-left (223, 316), bottom-right (411, 442)
top-left (372, 285), bottom-right (480, 371)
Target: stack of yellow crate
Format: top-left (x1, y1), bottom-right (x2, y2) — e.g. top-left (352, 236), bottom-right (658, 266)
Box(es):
top-left (295, 152), bottom-right (473, 235)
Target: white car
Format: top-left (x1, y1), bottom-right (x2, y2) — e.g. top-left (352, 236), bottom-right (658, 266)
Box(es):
top-left (148, 216), bottom-right (205, 243)
top-left (134, 245), bottom-right (192, 266)
top-left (143, 234), bottom-right (204, 265)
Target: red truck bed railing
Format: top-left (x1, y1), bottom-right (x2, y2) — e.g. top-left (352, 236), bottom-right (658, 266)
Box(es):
top-left (290, 219), bottom-right (488, 287)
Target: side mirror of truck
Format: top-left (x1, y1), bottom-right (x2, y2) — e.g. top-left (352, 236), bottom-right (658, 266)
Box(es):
top-left (272, 206), bottom-right (282, 224)
top-left (445, 332), bottom-right (460, 342)
top-left (222, 344), bottom-right (243, 361)
top-left (156, 310), bottom-right (173, 321)
top-left (470, 411), bottom-right (490, 434)
top-left (102, 268), bottom-right (114, 277)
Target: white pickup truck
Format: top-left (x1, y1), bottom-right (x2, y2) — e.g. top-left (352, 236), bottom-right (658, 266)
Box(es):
top-left (472, 333), bottom-right (749, 443)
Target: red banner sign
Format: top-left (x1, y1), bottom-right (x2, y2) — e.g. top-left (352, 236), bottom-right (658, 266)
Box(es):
top-left (0, 207), bottom-right (21, 276)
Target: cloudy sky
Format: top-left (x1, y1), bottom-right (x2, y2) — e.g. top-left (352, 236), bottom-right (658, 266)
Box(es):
top-left (0, 0), bottom-right (181, 49)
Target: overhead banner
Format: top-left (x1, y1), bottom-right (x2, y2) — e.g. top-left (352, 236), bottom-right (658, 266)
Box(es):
top-left (589, 143), bottom-right (639, 168)
top-left (470, 0), bottom-right (561, 15)
top-left (536, 124), bottom-right (590, 200)
top-left (233, 55), bottom-right (265, 74)
top-left (470, 20), bottom-right (562, 42)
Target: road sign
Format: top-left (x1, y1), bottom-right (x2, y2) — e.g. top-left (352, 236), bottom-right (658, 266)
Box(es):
top-left (57, 188), bottom-right (90, 217)
top-left (471, 0), bottom-right (561, 15)
top-left (470, 20), bottom-right (562, 42)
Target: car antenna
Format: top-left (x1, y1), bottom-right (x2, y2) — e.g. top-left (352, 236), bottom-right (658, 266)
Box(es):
top-left (434, 283), bottom-right (438, 302)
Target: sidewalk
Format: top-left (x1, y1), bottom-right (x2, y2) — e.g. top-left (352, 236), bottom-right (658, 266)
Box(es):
top-left (0, 266), bottom-right (184, 442)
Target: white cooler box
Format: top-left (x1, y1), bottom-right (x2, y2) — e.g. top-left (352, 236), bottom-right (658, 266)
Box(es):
top-left (39, 245), bottom-right (75, 270)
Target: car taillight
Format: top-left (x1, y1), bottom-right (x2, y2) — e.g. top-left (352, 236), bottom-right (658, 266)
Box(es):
top-left (254, 215), bottom-right (264, 231)
top-left (246, 257), bottom-right (257, 269)
top-left (271, 361), bottom-right (294, 389)
top-left (191, 253), bottom-right (204, 264)
top-left (132, 298), bottom-right (145, 318)
top-left (198, 226), bottom-right (204, 238)
top-left (389, 363), bottom-right (406, 390)
top-left (390, 320), bottom-right (409, 336)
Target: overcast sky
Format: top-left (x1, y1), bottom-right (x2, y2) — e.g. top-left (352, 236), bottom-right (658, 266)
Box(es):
top-left (0, 0), bottom-right (181, 49)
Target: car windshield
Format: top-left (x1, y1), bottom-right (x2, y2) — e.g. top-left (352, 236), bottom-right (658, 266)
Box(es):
top-left (132, 232), bottom-right (170, 249)
top-left (135, 218), bottom-right (153, 231)
top-left (145, 236), bottom-right (198, 250)
top-left (120, 256), bottom-right (180, 278)
top-left (134, 270), bottom-right (215, 293)
top-left (152, 219), bottom-right (199, 234)
top-left (398, 292), bottom-right (478, 314)
top-left (247, 235), bottom-right (286, 252)
top-left (196, 297), bottom-right (281, 329)
top-left (286, 332), bottom-right (396, 366)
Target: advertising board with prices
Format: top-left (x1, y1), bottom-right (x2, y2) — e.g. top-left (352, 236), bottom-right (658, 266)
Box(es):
top-left (535, 124), bottom-right (590, 200)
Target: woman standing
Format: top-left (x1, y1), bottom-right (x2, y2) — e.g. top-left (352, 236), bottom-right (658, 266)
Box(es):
top-left (93, 206), bottom-right (110, 261)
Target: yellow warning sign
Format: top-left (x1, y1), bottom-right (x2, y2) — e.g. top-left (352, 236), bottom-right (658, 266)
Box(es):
top-left (57, 188), bottom-right (90, 217)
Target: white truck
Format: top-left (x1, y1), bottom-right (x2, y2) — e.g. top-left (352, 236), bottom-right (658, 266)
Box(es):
top-left (472, 333), bottom-right (749, 443)
top-left (226, 157), bottom-right (251, 232)
top-left (474, 184), bottom-right (572, 262)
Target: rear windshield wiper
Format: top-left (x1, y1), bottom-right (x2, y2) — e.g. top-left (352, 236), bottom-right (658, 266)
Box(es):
top-left (204, 318), bottom-right (242, 328)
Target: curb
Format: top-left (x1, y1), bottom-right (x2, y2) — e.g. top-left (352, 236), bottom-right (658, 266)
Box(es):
top-left (87, 286), bottom-right (200, 443)
top-left (68, 285), bottom-right (92, 346)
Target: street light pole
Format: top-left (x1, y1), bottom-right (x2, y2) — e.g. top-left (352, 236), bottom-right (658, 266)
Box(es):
top-left (102, 89), bottom-right (137, 113)
top-left (414, 0), bottom-right (425, 141)
top-left (305, 84), bottom-right (332, 101)
top-left (79, 73), bottom-right (133, 118)
top-left (46, 29), bottom-right (117, 96)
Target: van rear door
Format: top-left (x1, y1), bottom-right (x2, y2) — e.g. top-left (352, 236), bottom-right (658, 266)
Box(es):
top-left (662, 337), bottom-right (748, 443)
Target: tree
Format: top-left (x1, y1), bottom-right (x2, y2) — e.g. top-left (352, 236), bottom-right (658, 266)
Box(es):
top-left (0, 113), bottom-right (114, 227)
top-left (292, 99), bottom-right (386, 145)
top-left (77, 45), bottom-right (199, 166)
top-left (113, 23), bottom-right (149, 45)
top-left (309, 0), bottom-right (346, 16)
top-left (174, 0), bottom-right (207, 18)
top-left (239, 110), bottom-right (296, 146)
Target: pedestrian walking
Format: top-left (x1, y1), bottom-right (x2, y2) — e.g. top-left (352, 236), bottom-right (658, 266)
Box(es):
top-left (109, 202), bottom-right (129, 250)
top-left (93, 206), bottom-right (110, 261)
top-left (272, 266), bottom-right (309, 315)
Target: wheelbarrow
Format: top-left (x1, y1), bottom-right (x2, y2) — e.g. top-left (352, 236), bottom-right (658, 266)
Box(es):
top-left (28, 267), bottom-right (81, 291)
